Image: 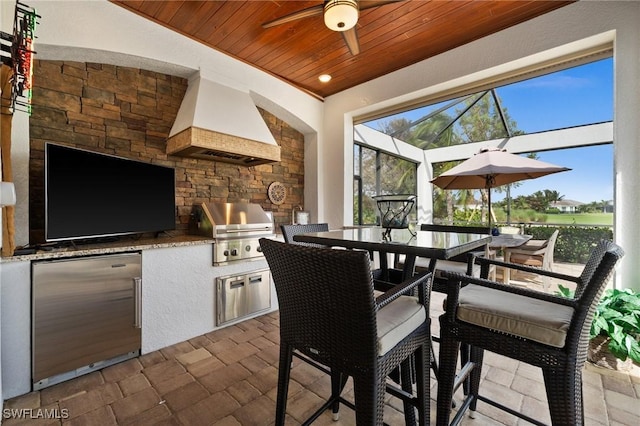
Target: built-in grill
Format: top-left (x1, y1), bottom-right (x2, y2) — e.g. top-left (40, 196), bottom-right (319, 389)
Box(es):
top-left (192, 201), bottom-right (275, 326)
top-left (191, 201), bottom-right (275, 265)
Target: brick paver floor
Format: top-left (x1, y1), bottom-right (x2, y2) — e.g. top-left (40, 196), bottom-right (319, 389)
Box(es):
top-left (4, 292), bottom-right (639, 425)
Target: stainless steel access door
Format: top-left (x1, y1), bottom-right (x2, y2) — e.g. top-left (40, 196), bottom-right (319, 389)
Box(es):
top-left (32, 253), bottom-right (142, 388)
top-left (216, 269), bottom-right (271, 325)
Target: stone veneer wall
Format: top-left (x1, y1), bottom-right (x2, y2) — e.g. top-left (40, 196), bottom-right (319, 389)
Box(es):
top-left (28, 60), bottom-right (304, 244)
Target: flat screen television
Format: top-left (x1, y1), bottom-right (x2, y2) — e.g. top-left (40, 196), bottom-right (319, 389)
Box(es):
top-left (45, 143), bottom-right (176, 242)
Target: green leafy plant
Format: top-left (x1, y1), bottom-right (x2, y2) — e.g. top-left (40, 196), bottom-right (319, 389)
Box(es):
top-left (555, 284), bottom-right (575, 299)
top-left (590, 288), bottom-right (640, 363)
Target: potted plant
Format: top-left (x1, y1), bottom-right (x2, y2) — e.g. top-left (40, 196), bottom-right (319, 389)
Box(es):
top-left (588, 288), bottom-right (640, 370)
top-left (557, 286), bottom-right (640, 370)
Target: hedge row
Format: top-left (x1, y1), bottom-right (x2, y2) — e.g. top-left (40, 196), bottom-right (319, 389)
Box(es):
top-left (522, 225), bottom-right (613, 264)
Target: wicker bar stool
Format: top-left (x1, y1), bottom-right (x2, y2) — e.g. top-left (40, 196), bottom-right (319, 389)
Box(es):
top-left (395, 224), bottom-right (492, 378)
top-left (281, 223), bottom-right (391, 288)
top-left (280, 223), bottom-right (329, 246)
top-left (260, 238), bottom-right (432, 426)
top-left (436, 240), bottom-right (624, 426)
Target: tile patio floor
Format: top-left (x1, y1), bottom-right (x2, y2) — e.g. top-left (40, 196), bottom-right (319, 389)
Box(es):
top-left (4, 290), bottom-right (640, 425)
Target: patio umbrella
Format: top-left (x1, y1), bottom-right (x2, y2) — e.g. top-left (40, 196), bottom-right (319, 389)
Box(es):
top-left (430, 147), bottom-right (571, 229)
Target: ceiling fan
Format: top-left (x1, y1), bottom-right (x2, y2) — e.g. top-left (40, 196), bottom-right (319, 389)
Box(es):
top-left (262, 0), bottom-right (405, 56)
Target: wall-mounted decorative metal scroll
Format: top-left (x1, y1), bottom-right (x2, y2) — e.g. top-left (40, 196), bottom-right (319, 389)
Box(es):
top-left (0, 1), bottom-right (40, 114)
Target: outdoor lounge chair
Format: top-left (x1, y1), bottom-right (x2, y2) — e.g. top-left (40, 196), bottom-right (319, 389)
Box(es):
top-left (435, 240), bottom-right (624, 426)
top-left (260, 238), bottom-right (432, 425)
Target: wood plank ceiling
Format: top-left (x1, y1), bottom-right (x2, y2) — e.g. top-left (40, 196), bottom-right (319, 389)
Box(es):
top-left (111, 0), bottom-right (573, 99)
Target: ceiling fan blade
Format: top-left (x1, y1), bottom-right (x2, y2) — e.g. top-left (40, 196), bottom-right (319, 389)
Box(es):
top-left (342, 27), bottom-right (360, 55)
top-left (359, 0), bottom-right (406, 11)
top-left (262, 4), bottom-right (324, 29)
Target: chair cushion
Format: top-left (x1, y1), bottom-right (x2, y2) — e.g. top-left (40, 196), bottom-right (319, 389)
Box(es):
top-left (456, 284), bottom-right (574, 348)
top-left (433, 259), bottom-right (480, 279)
top-left (409, 257), bottom-right (481, 279)
top-left (377, 296), bottom-right (426, 356)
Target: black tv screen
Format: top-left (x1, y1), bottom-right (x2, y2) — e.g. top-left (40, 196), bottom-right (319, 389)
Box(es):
top-left (45, 143), bottom-right (176, 242)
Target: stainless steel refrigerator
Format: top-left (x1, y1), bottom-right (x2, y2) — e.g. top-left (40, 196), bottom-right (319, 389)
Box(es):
top-left (32, 253), bottom-right (142, 390)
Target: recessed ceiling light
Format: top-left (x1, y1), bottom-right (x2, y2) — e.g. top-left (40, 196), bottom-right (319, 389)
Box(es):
top-left (319, 74), bottom-right (332, 83)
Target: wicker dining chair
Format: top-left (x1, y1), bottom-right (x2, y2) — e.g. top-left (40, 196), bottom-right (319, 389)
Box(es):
top-left (259, 238), bottom-right (432, 426)
top-left (280, 223), bottom-right (329, 246)
top-left (436, 240), bottom-right (624, 426)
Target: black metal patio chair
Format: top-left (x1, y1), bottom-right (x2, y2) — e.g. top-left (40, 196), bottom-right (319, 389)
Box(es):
top-left (436, 240), bottom-right (624, 426)
top-left (260, 238), bottom-right (432, 425)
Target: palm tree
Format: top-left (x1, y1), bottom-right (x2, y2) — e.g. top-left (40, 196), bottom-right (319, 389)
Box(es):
top-left (546, 189), bottom-right (565, 204)
top-left (381, 90), bottom-right (524, 225)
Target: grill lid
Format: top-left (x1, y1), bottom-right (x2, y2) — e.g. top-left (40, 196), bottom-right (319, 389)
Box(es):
top-left (194, 202), bottom-right (274, 237)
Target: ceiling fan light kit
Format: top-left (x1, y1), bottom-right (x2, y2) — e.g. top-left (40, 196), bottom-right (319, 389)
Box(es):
top-left (324, 0), bottom-right (359, 31)
top-left (261, 0), bottom-right (403, 57)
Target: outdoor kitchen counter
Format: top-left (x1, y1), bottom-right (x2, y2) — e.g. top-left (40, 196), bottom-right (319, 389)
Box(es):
top-left (0, 235), bottom-right (278, 400)
top-left (0, 234), bottom-right (215, 263)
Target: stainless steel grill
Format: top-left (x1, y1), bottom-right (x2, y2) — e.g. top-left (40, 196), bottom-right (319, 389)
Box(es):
top-left (191, 202), bottom-right (275, 265)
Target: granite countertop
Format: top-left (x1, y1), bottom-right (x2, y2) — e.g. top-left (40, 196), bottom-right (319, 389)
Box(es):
top-left (1, 234), bottom-right (215, 263)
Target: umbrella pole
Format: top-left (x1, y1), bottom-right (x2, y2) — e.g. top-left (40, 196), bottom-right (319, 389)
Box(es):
top-left (487, 188), bottom-right (492, 230)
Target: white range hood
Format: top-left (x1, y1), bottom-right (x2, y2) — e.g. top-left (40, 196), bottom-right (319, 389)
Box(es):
top-left (167, 75), bottom-right (281, 166)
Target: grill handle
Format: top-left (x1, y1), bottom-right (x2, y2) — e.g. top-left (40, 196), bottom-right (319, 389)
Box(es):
top-left (216, 227), bottom-right (273, 235)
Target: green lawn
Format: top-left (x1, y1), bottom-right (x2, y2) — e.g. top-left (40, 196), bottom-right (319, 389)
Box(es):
top-left (544, 213), bottom-right (613, 226)
top-left (496, 209), bottom-right (613, 226)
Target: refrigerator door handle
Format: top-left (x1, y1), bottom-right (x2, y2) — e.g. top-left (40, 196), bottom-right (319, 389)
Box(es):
top-left (133, 277), bottom-right (142, 329)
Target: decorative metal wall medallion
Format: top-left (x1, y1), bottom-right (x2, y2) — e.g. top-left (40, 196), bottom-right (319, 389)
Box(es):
top-left (268, 181), bottom-right (286, 205)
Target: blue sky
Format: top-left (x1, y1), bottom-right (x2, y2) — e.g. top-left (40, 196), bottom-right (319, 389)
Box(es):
top-left (492, 58), bottom-right (613, 203)
top-left (491, 145), bottom-right (613, 204)
top-left (497, 58), bottom-right (612, 133)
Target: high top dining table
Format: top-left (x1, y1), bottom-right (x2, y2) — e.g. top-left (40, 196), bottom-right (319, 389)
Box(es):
top-left (293, 226), bottom-right (492, 283)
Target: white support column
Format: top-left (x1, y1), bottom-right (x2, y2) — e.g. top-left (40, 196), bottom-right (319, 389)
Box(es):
top-left (613, 23), bottom-right (640, 292)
